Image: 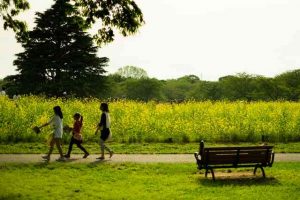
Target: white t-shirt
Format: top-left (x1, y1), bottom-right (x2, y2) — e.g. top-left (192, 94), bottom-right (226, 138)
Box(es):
top-left (49, 115), bottom-right (63, 138)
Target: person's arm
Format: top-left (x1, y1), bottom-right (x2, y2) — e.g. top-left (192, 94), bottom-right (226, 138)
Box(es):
top-left (94, 126), bottom-right (100, 135)
top-left (95, 113), bottom-right (105, 135)
top-left (39, 122), bottom-right (49, 129)
top-left (39, 116), bottom-right (54, 129)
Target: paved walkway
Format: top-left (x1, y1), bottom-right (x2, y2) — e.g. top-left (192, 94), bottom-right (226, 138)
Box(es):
top-left (0, 153), bottom-right (300, 163)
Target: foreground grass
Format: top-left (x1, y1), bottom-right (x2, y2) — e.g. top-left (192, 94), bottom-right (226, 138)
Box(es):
top-left (0, 162), bottom-right (299, 200)
top-left (1, 142), bottom-right (300, 154)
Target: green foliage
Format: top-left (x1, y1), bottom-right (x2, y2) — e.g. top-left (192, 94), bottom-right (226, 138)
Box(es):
top-left (1, 0), bottom-right (144, 45)
top-left (7, 0), bottom-right (108, 97)
top-left (115, 65), bottom-right (149, 79)
top-left (161, 78), bottom-right (194, 101)
top-left (0, 0), bottom-right (30, 42)
top-left (125, 78), bottom-right (162, 101)
top-left (0, 79), bottom-right (5, 89)
top-left (1, 163), bottom-right (300, 200)
top-left (275, 69), bottom-right (300, 101)
top-left (105, 69), bottom-right (300, 102)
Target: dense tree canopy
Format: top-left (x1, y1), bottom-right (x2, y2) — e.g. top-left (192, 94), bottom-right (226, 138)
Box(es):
top-left (1, 0), bottom-right (144, 44)
top-left (5, 0), bottom-right (108, 97)
top-left (102, 69), bottom-right (300, 102)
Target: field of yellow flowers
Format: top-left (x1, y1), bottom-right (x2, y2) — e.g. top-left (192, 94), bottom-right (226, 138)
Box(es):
top-left (0, 95), bottom-right (300, 143)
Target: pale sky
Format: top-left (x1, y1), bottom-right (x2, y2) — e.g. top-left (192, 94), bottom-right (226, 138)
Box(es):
top-left (0, 0), bottom-right (300, 81)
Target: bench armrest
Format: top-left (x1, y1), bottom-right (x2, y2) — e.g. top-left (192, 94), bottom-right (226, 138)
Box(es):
top-left (194, 152), bottom-right (203, 170)
top-left (269, 151), bottom-right (275, 166)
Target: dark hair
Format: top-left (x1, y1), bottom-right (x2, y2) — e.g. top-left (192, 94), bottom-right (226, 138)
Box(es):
top-left (53, 106), bottom-right (63, 119)
top-left (73, 112), bottom-right (83, 122)
top-left (100, 103), bottom-right (109, 112)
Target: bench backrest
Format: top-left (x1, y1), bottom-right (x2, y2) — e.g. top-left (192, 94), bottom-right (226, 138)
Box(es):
top-left (201, 146), bottom-right (273, 166)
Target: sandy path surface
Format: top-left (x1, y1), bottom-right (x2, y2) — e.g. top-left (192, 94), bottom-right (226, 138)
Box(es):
top-left (0, 153), bottom-right (299, 163)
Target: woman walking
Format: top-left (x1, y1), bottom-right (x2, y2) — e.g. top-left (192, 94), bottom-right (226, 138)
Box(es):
top-left (64, 113), bottom-right (89, 158)
top-left (95, 103), bottom-right (113, 160)
top-left (39, 106), bottom-right (65, 161)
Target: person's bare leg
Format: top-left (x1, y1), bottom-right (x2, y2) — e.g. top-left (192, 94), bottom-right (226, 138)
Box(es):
top-left (43, 138), bottom-right (55, 160)
top-left (98, 139), bottom-right (105, 159)
top-left (105, 145), bottom-right (113, 158)
top-left (55, 138), bottom-right (64, 157)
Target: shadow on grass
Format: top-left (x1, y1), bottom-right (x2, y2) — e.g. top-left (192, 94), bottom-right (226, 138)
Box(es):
top-left (0, 194), bottom-right (23, 200)
top-left (63, 158), bottom-right (79, 162)
top-left (198, 174), bottom-right (280, 186)
top-left (87, 159), bottom-right (109, 167)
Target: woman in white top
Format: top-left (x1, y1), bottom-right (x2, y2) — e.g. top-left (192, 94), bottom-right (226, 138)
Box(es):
top-left (39, 106), bottom-right (65, 161)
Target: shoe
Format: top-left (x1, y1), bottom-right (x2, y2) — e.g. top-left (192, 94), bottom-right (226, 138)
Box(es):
top-left (83, 153), bottom-right (89, 159)
top-left (64, 154), bottom-right (70, 158)
top-left (96, 156), bottom-right (105, 160)
top-left (56, 157), bottom-right (66, 162)
top-left (42, 155), bottom-right (50, 161)
top-left (109, 151), bottom-right (114, 158)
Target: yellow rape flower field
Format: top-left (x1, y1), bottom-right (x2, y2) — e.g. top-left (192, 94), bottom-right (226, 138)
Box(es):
top-left (1, 95), bottom-right (300, 143)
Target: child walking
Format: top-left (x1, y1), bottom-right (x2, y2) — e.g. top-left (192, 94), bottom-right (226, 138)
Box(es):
top-left (95, 103), bottom-right (113, 160)
top-left (65, 113), bottom-right (89, 158)
top-left (39, 106), bottom-right (65, 161)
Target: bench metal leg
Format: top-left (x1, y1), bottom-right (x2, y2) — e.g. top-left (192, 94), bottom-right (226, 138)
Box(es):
top-left (254, 165), bottom-right (266, 178)
top-left (205, 168), bottom-right (215, 181)
top-left (211, 168), bottom-right (215, 181)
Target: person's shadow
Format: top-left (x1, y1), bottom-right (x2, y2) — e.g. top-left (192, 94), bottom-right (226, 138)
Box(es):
top-left (88, 159), bottom-right (110, 167)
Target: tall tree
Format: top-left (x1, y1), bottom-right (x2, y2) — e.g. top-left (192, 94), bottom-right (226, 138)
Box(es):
top-left (1, 0), bottom-right (144, 45)
top-left (125, 78), bottom-right (162, 101)
top-left (115, 66), bottom-right (148, 79)
top-left (219, 73), bottom-right (256, 101)
top-left (274, 69), bottom-right (300, 101)
top-left (8, 0), bottom-right (108, 97)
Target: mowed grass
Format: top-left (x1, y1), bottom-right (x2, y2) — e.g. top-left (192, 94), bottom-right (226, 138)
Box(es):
top-left (1, 142), bottom-right (300, 154)
top-left (1, 162), bottom-right (299, 200)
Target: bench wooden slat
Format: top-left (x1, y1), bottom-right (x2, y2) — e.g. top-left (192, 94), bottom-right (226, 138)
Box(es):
top-left (202, 150), bottom-right (272, 164)
top-left (204, 146), bottom-right (273, 151)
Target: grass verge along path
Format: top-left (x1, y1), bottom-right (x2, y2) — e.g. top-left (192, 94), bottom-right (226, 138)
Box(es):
top-left (1, 163), bottom-right (299, 200)
top-left (1, 142), bottom-right (300, 154)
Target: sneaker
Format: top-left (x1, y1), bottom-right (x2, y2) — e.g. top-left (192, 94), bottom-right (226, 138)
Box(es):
top-left (64, 154), bottom-right (70, 158)
top-left (42, 155), bottom-right (50, 161)
top-left (83, 153), bottom-right (89, 159)
top-left (56, 157), bottom-right (66, 162)
top-left (96, 156), bottom-right (105, 160)
top-left (109, 151), bottom-right (114, 158)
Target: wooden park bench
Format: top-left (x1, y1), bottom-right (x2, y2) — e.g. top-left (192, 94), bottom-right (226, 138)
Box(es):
top-left (194, 141), bottom-right (275, 181)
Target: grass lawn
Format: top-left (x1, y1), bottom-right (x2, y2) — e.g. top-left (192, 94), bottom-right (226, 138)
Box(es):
top-left (1, 142), bottom-right (300, 154)
top-left (1, 162), bottom-right (300, 200)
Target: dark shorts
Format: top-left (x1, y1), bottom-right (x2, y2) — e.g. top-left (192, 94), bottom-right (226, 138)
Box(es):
top-left (100, 128), bottom-right (110, 141)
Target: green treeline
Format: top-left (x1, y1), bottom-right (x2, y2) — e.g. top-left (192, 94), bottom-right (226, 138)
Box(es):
top-left (1, 68), bottom-right (300, 101)
top-left (103, 69), bottom-right (300, 102)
